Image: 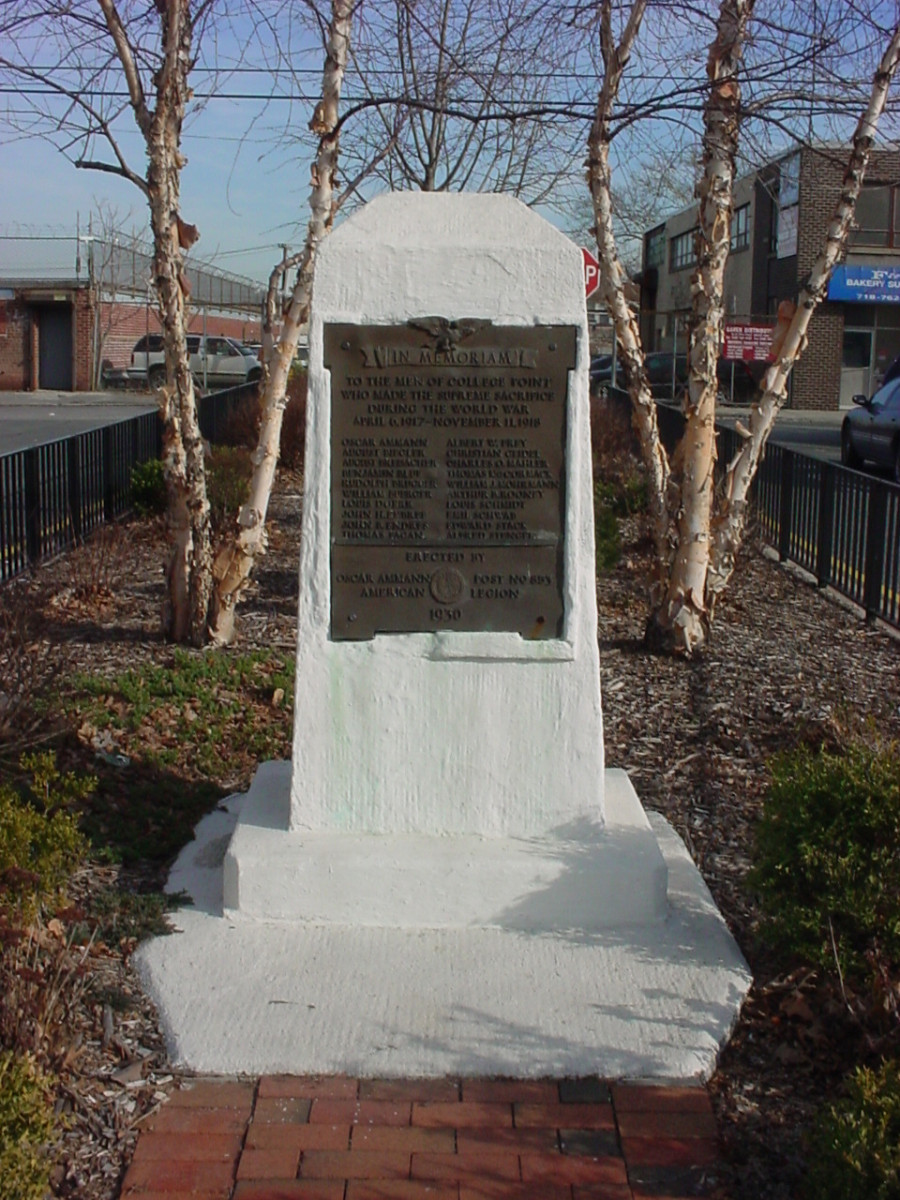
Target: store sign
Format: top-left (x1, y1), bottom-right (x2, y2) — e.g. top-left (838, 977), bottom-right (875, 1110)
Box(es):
top-left (723, 322), bottom-right (774, 362)
top-left (828, 264), bottom-right (900, 304)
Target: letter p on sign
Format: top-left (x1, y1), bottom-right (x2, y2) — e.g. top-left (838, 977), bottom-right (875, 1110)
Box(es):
top-left (582, 248), bottom-right (601, 299)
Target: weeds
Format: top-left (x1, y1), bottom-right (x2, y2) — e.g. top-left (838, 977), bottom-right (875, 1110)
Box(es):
top-left (0, 916), bottom-right (94, 1071)
top-left (81, 886), bottom-right (187, 944)
top-left (0, 585), bottom-right (61, 752)
top-left (62, 524), bottom-right (130, 608)
top-left (61, 648), bottom-right (292, 861)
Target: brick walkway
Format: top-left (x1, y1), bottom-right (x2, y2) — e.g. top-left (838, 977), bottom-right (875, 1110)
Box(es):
top-left (120, 1076), bottom-right (727, 1200)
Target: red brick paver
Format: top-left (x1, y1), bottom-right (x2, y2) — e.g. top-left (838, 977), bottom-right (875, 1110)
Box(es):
top-left (123, 1075), bottom-right (729, 1198)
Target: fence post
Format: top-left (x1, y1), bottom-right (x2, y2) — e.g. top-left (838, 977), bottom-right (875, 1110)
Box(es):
top-left (23, 448), bottom-right (42, 568)
top-left (778, 449), bottom-right (794, 561)
top-left (68, 436), bottom-right (83, 543)
top-left (864, 482), bottom-right (888, 623)
top-left (103, 425), bottom-right (115, 521)
top-left (816, 463), bottom-right (835, 588)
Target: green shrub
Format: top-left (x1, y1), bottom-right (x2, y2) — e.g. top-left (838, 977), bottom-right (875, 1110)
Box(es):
top-left (130, 458), bottom-right (166, 516)
top-left (750, 738), bottom-right (900, 981)
top-left (0, 755), bottom-right (91, 921)
top-left (805, 1059), bottom-right (900, 1200)
top-left (207, 445), bottom-right (251, 534)
top-left (0, 1051), bottom-right (57, 1200)
top-left (594, 482), bottom-right (622, 571)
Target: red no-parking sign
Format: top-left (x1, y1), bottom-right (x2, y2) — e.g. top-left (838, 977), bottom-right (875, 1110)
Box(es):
top-left (582, 247), bottom-right (601, 299)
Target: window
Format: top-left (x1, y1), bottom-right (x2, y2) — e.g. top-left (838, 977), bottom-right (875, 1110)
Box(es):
top-left (851, 185), bottom-right (900, 248)
top-left (645, 226), bottom-right (665, 269)
top-left (768, 198), bottom-right (779, 254)
top-left (670, 228), bottom-right (696, 271)
top-left (871, 378), bottom-right (900, 413)
top-left (731, 204), bottom-right (750, 251)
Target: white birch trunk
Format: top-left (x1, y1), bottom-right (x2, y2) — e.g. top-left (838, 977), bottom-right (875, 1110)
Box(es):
top-left (650, 0), bottom-right (754, 655)
top-left (208, 0), bottom-right (353, 646)
top-left (587, 1), bottom-right (672, 603)
top-left (707, 23), bottom-right (900, 604)
top-left (100, 0), bottom-right (211, 645)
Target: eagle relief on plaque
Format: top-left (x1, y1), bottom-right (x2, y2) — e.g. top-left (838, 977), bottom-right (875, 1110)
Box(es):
top-left (326, 317), bottom-right (575, 640)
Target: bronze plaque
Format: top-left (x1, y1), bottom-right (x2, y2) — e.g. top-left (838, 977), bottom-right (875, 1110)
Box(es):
top-left (326, 319), bottom-right (575, 640)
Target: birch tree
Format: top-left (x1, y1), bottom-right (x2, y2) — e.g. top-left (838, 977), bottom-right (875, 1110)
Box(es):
top-left (100, 0), bottom-right (213, 645)
top-left (589, 0), bottom-right (900, 654)
top-left (208, 0), bottom-right (353, 645)
top-left (1, 0), bottom-right (214, 644)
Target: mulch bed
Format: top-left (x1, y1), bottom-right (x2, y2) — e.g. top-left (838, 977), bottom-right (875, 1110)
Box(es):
top-left (1, 467), bottom-right (899, 1199)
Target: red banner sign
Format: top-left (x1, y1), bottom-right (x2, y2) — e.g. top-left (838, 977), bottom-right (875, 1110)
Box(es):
top-left (723, 322), bottom-right (774, 362)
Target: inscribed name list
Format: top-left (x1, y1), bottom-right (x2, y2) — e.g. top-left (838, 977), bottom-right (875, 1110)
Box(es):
top-left (326, 321), bottom-right (575, 640)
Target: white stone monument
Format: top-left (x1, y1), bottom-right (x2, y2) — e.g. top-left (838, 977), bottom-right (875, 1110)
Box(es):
top-left (136, 193), bottom-right (751, 1077)
top-left (223, 192), bottom-right (668, 930)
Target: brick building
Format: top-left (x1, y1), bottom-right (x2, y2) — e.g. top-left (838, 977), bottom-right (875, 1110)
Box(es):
top-left (0, 281), bottom-right (263, 392)
top-left (640, 144), bottom-right (900, 411)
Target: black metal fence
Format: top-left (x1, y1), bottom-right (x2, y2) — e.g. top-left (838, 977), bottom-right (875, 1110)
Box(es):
top-left (651, 396), bottom-right (900, 630)
top-left (5, 383), bottom-right (899, 630)
top-left (0, 382), bottom-right (260, 584)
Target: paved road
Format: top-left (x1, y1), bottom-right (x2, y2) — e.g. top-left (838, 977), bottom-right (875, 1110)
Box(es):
top-left (713, 405), bottom-right (845, 464)
top-left (0, 389), bottom-right (157, 454)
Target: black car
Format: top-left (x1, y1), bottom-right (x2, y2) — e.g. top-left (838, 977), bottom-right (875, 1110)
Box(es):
top-left (841, 378), bottom-right (900, 482)
top-left (589, 354), bottom-right (626, 391)
top-left (590, 350), bottom-right (756, 401)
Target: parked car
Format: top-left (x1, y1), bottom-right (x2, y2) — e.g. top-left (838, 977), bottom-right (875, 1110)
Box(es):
top-left (841, 378), bottom-right (900, 482)
top-left (590, 350), bottom-right (756, 401)
top-left (128, 334), bottom-right (263, 390)
top-left (589, 354), bottom-right (626, 392)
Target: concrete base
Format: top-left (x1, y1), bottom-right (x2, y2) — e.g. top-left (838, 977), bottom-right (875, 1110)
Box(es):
top-left (134, 774), bottom-right (751, 1080)
top-left (223, 765), bottom-right (667, 929)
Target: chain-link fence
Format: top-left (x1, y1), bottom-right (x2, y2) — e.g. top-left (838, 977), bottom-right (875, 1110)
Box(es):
top-left (0, 232), bottom-right (265, 315)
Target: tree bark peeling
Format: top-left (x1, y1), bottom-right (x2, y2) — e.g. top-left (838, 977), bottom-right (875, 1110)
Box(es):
top-left (207, 0), bottom-right (354, 646)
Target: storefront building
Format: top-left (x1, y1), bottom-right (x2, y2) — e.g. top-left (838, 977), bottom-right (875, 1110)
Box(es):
top-left (640, 144), bottom-right (900, 410)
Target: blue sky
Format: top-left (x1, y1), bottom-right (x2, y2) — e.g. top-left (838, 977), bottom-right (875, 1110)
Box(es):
top-left (2, 3), bottom-right (898, 286)
top-left (0, 9), bottom-right (329, 284)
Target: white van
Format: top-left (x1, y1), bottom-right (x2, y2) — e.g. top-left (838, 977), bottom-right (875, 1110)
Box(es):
top-left (129, 334), bottom-right (263, 390)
